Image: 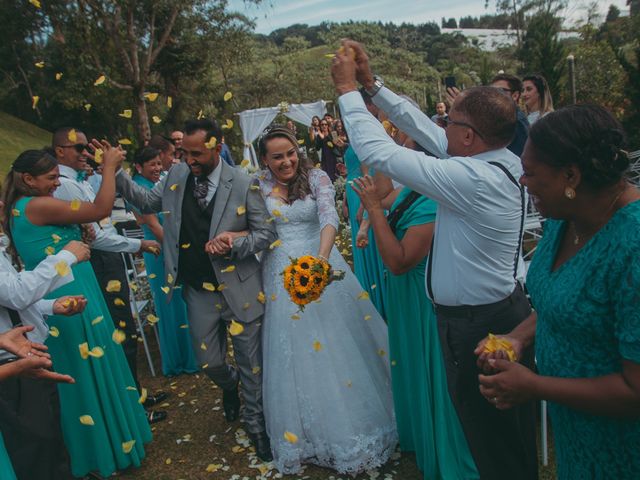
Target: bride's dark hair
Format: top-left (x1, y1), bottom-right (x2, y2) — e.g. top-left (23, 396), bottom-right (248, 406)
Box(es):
top-left (258, 125), bottom-right (314, 203)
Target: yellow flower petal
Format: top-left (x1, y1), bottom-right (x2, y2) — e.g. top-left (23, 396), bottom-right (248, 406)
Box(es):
top-left (118, 320), bottom-right (126, 328)
top-left (92, 316), bottom-right (103, 325)
top-left (291, 314), bottom-right (300, 320)
top-left (242, 302), bottom-right (250, 310)
top-left (364, 315), bottom-right (372, 321)
top-left (89, 346), bottom-right (104, 358)
top-left (79, 342), bottom-right (89, 359)
top-left (240, 159), bottom-right (250, 168)
top-left (371, 284), bottom-right (377, 290)
top-left (118, 138), bottom-right (132, 145)
top-left (197, 109), bottom-right (205, 120)
top-left (161, 286), bottom-right (170, 294)
top-left (122, 440), bottom-right (135, 454)
top-left (271, 294), bottom-right (277, 301)
top-left (252, 366), bottom-right (261, 374)
top-left (179, 324), bottom-right (188, 329)
top-left (55, 72), bottom-right (63, 80)
top-left (284, 431), bottom-right (298, 443)
top-left (118, 109), bottom-right (132, 118)
top-left (70, 199), bottom-right (81, 211)
top-left (236, 206), bottom-right (246, 215)
top-left (35, 61), bottom-right (45, 68)
top-left (126, 386), bottom-right (137, 391)
top-left (221, 119), bottom-right (234, 130)
top-left (55, 261), bottom-right (70, 276)
top-left (147, 314), bottom-right (159, 324)
top-left (79, 415), bottom-right (94, 426)
top-left (165, 458), bottom-right (172, 465)
top-left (229, 319), bottom-right (244, 336)
top-left (200, 342), bottom-right (207, 350)
top-left (357, 291), bottom-right (369, 300)
top-left (313, 340), bottom-right (322, 351)
top-left (167, 273), bottom-right (174, 284)
top-left (94, 75), bottom-right (106, 86)
top-left (112, 329), bottom-right (126, 344)
top-left (106, 280), bottom-right (121, 292)
top-left (181, 243), bottom-right (191, 249)
top-left (31, 95), bottom-right (39, 109)
top-left (45, 246), bottom-right (55, 256)
top-left (206, 464), bottom-right (223, 473)
top-left (217, 283), bottom-right (227, 291)
top-left (84, 103), bottom-right (92, 111)
top-left (391, 360), bottom-right (397, 366)
top-left (11, 209), bottom-right (20, 217)
top-left (269, 239), bottom-right (282, 250)
top-left (272, 209), bottom-right (282, 217)
top-left (215, 303), bottom-right (223, 310)
top-left (221, 265), bottom-right (236, 273)
top-left (94, 148), bottom-right (103, 164)
top-left (152, 116), bottom-right (161, 124)
top-left (138, 387), bottom-right (148, 404)
top-left (257, 291), bottom-right (266, 304)
top-left (204, 136), bottom-right (217, 149)
top-left (167, 96), bottom-right (172, 108)
top-left (29, 0), bottom-right (41, 8)
top-left (298, 138), bottom-right (305, 144)
top-left (378, 349), bottom-right (386, 356)
top-left (148, 273), bottom-right (156, 279)
top-left (223, 91), bottom-right (233, 102)
top-left (324, 53), bottom-right (336, 58)
top-left (144, 92), bottom-right (158, 102)
top-left (114, 298), bottom-right (125, 306)
top-left (169, 183), bottom-right (179, 191)
top-left (49, 326), bottom-right (60, 337)
top-left (327, 141), bottom-right (334, 148)
top-left (202, 282), bottom-right (216, 292)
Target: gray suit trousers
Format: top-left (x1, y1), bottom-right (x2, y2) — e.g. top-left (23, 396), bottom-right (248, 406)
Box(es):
top-left (183, 285), bottom-right (265, 434)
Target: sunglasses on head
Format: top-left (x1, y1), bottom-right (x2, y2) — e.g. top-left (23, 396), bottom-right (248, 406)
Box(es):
top-left (59, 144), bottom-right (88, 153)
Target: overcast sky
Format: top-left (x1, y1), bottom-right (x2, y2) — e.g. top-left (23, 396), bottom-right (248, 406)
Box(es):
top-left (227, 0), bottom-right (629, 34)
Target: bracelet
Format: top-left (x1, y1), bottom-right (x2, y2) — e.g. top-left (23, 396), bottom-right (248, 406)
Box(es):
top-left (317, 254), bottom-right (329, 262)
top-left (365, 75), bottom-right (384, 98)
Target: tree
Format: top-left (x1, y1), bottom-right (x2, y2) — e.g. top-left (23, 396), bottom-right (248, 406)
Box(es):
top-left (605, 4), bottom-right (620, 23)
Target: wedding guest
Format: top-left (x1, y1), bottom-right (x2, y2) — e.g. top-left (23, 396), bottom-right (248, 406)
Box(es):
top-left (332, 40), bottom-right (537, 480)
top-left (430, 102), bottom-right (448, 127)
top-left (171, 130), bottom-right (184, 161)
top-left (0, 220), bottom-right (89, 480)
top-left (256, 126), bottom-right (396, 474)
top-left (308, 116), bottom-right (321, 143)
top-left (149, 134), bottom-right (178, 172)
top-left (491, 73), bottom-right (529, 156)
top-left (1, 146), bottom-right (152, 478)
top-left (131, 147), bottom-right (199, 376)
top-left (51, 128), bottom-right (167, 421)
top-left (522, 74), bottom-right (554, 125)
top-left (353, 175), bottom-right (479, 479)
top-left (315, 118), bottom-right (340, 181)
top-left (220, 136), bottom-right (235, 167)
top-left (477, 105), bottom-right (640, 480)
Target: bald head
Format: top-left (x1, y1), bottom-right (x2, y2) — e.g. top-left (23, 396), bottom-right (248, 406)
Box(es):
top-left (452, 86), bottom-right (517, 150)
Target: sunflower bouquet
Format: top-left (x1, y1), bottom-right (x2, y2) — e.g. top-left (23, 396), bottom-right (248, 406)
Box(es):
top-left (282, 255), bottom-right (344, 311)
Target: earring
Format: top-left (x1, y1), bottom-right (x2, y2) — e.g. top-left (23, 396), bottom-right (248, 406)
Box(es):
top-left (564, 187), bottom-right (576, 200)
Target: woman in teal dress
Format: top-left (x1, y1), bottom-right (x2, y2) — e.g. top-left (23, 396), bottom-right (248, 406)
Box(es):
top-left (477, 105), bottom-right (640, 479)
top-left (344, 146), bottom-right (386, 315)
top-left (131, 147), bottom-right (198, 376)
top-left (0, 434), bottom-right (15, 480)
top-left (1, 147), bottom-right (151, 478)
top-left (353, 177), bottom-right (478, 479)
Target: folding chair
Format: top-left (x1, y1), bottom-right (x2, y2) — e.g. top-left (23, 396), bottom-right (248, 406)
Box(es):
top-left (121, 228), bottom-right (160, 377)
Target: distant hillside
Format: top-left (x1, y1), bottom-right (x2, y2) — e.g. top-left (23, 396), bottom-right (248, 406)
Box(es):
top-left (0, 112), bottom-right (51, 179)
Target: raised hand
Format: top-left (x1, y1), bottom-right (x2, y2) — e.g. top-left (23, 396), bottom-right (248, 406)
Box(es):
top-left (90, 138), bottom-right (125, 171)
top-left (0, 326), bottom-right (50, 359)
top-left (351, 175), bottom-right (383, 212)
top-left (53, 295), bottom-right (87, 316)
top-left (341, 39), bottom-right (374, 90)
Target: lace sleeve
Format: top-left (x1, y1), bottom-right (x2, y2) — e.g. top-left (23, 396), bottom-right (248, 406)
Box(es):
top-left (309, 169), bottom-right (339, 231)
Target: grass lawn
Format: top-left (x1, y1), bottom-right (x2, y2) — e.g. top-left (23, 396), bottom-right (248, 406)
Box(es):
top-left (0, 111), bottom-right (51, 179)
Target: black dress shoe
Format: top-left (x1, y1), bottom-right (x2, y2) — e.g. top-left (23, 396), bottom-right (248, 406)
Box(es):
top-left (222, 386), bottom-right (240, 422)
top-left (142, 391), bottom-right (169, 408)
top-left (249, 431), bottom-right (273, 463)
top-left (146, 410), bottom-right (168, 424)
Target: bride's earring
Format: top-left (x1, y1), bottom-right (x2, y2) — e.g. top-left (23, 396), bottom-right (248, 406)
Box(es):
top-left (564, 187), bottom-right (576, 200)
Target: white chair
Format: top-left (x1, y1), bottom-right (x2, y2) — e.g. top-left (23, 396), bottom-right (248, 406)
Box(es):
top-left (121, 228), bottom-right (160, 377)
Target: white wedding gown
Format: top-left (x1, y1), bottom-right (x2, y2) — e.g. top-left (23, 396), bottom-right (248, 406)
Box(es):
top-left (259, 168), bottom-right (397, 474)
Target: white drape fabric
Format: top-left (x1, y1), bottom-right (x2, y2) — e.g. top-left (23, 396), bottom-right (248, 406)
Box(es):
top-left (238, 107), bottom-right (279, 167)
top-left (237, 101), bottom-right (327, 167)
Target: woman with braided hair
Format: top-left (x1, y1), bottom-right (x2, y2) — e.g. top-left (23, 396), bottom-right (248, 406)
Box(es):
top-left (476, 104), bottom-right (640, 479)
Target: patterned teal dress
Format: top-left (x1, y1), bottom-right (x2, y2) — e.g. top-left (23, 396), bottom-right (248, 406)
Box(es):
top-left (385, 188), bottom-right (478, 479)
top-left (10, 197), bottom-right (152, 478)
top-left (526, 200), bottom-right (640, 479)
top-left (132, 174), bottom-right (199, 376)
top-left (344, 146), bottom-right (386, 316)
top-left (0, 433), bottom-right (15, 480)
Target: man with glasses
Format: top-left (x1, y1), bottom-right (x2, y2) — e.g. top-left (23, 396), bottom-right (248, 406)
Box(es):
top-left (51, 127), bottom-right (168, 424)
top-left (332, 40), bottom-right (537, 480)
top-left (490, 73), bottom-right (529, 157)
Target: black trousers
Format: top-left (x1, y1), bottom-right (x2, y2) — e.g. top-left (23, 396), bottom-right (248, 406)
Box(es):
top-left (0, 374), bottom-right (72, 480)
top-left (436, 285), bottom-right (538, 480)
top-left (90, 249), bottom-right (139, 389)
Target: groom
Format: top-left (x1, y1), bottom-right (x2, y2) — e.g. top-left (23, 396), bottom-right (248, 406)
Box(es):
top-left (115, 119), bottom-right (277, 461)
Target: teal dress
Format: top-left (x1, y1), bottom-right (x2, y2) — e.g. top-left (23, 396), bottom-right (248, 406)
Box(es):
top-left (344, 146), bottom-right (386, 316)
top-left (385, 189), bottom-right (478, 479)
top-left (132, 175), bottom-right (199, 376)
top-left (10, 197), bottom-right (152, 478)
top-left (0, 433), bottom-right (15, 480)
top-left (527, 201), bottom-right (640, 479)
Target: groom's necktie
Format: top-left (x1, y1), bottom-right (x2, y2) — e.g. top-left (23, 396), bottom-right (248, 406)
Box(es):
top-left (194, 177), bottom-right (209, 210)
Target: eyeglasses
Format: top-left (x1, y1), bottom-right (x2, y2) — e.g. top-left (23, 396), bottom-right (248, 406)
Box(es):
top-left (59, 144), bottom-right (88, 153)
top-left (443, 117), bottom-right (485, 139)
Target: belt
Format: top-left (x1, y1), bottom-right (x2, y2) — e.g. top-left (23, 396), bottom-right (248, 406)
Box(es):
top-left (434, 283), bottom-right (528, 319)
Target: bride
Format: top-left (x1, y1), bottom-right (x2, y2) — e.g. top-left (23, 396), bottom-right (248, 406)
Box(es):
top-left (255, 126), bottom-right (397, 474)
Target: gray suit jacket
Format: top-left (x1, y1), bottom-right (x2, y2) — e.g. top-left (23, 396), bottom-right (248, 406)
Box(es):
top-left (116, 162), bottom-right (277, 322)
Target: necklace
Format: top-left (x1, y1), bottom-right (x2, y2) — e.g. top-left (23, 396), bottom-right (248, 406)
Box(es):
top-left (570, 186), bottom-right (626, 246)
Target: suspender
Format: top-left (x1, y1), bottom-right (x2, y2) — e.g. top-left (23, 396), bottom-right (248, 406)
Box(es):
top-left (7, 308), bottom-right (22, 327)
top-left (386, 191), bottom-right (421, 234)
top-left (426, 161), bottom-right (525, 302)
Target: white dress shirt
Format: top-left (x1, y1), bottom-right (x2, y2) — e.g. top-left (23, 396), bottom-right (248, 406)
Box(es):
top-left (197, 160), bottom-right (222, 205)
top-left (54, 164), bottom-right (141, 253)
top-left (339, 87), bottom-right (525, 306)
top-left (0, 235), bottom-right (77, 361)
